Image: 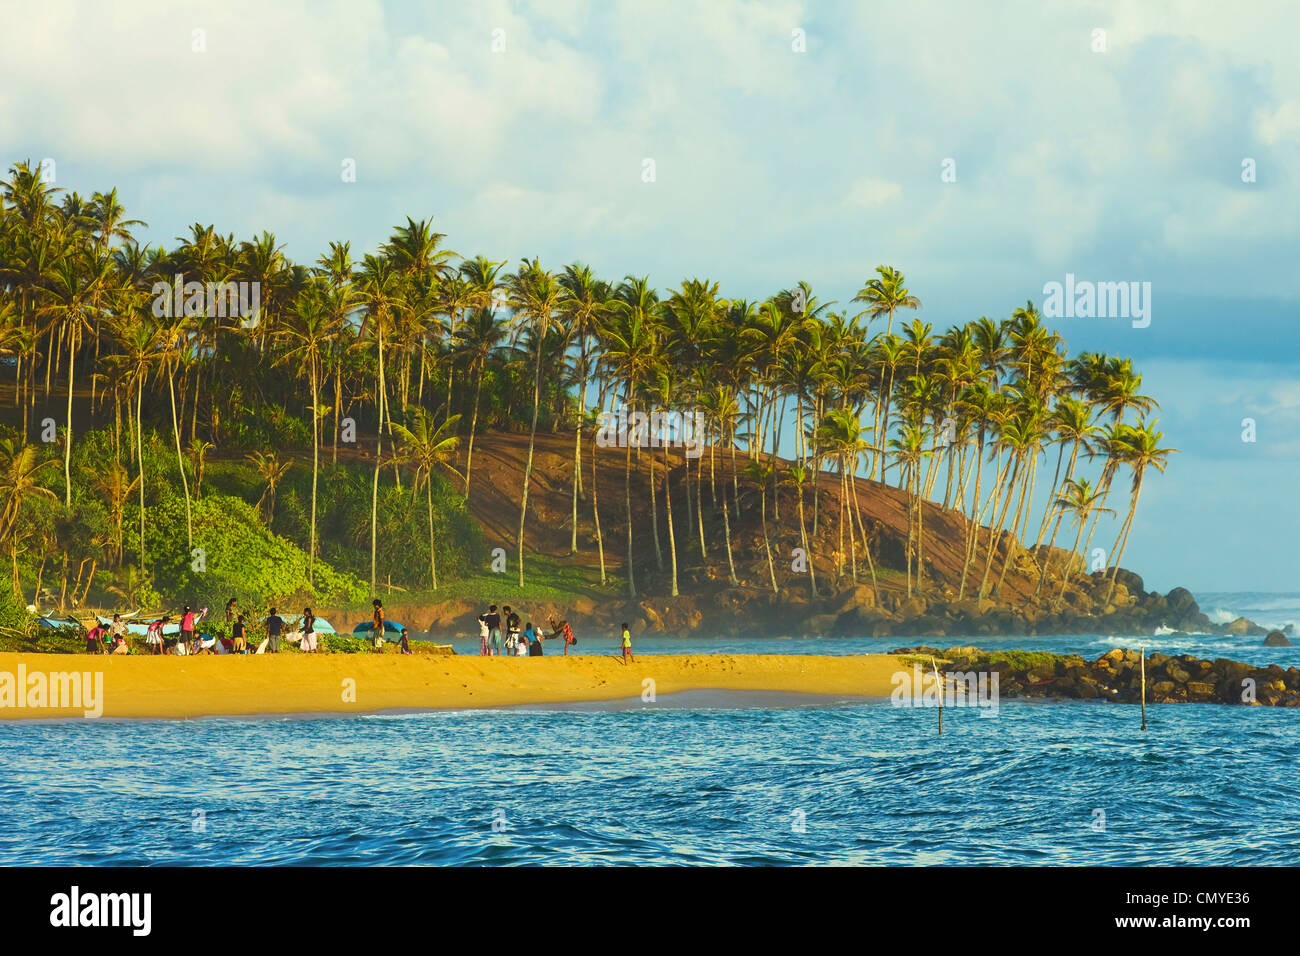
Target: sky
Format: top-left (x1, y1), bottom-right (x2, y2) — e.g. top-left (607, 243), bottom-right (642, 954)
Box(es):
top-left (2, 0), bottom-right (1297, 593)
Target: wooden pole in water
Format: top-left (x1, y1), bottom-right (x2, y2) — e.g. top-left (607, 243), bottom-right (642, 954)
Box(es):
top-left (1140, 644), bottom-right (1147, 731)
top-left (931, 656), bottom-right (943, 735)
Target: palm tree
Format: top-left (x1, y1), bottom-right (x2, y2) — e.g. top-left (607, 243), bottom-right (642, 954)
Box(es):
top-left (455, 305), bottom-right (508, 498)
top-left (391, 407), bottom-right (462, 590)
top-left (745, 459), bottom-right (779, 593)
top-left (785, 464), bottom-right (817, 598)
top-left (1053, 478), bottom-right (1112, 605)
top-left (105, 311), bottom-right (160, 566)
top-left (1103, 421), bottom-right (1176, 605)
top-left (559, 264), bottom-right (611, 554)
top-left (186, 439), bottom-right (213, 498)
top-left (39, 251), bottom-right (117, 506)
top-left (247, 450), bottom-right (291, 523)
top-left (0, 438), bottom-right (58, 599)
top-left (853, 265), bottom-right (920, 337)
top-left (600, 286), bottom-right (659, 599)
top-left (357, 253), bottom-right (402, 596)
top-left (280, 287), bottom-right (334, 581)
top-left (506, 258), bottom-right (564, 588)
top-left (92, 460), bottom-right (139, 566)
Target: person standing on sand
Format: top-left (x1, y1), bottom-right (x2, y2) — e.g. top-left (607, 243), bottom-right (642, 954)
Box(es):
top-left (484, 605), bottom-right (502, 656)
top-left (301, 607), bottom-right (318, 653)
top-left (620, 622), bottom-right (634, 665)
top-left (477, 615), bottom-right (490, 656)
top-left (180, 605), bottom-right (196, 654)
top-left (232, 613), bottom-right (247, 654)
top-left (146, 616), bottom-right (168, 654)
top-left (371, 599), bottom-right (386, 652)
top-left (265, 607), bottom-right (285, 653)
top-left (503, 605), bottom-right (520, 654)
top-left (549, 617), bottom-right (576, 656)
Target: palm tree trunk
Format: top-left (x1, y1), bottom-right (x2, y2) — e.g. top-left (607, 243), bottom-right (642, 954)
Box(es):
top-left (570, 373), bottom-right (587, 554)
top-left (662, 442), bottom-right (678, 597)
top-left (1057, 518), bottom-right (1088, 603)
top-left (978, 456), bottom-right (1021, 599)
top-left (590, 430), bottom-right (606, 585)
top-left (796, 481), bottom-right (816, 598)
top-left (624, 405), bottom-right (636, 599)
top-left (464, 366), bottom-right (484, 498)
top-left (1104, 474), bottom-right (1145, 605)
top-left (427, 474), bottom-right (438, 589)
top-left (167, 360), bottom-right (193, 549)
top-left (309, 361), bottom-right (319, 583)
top-left (370, 327), bottom-right (386, 597)
top-left (719, 449), bottom-right (738, 586)
top-left (63, 326), bottom-right (76, 507)
top-left (647, 436), bottom-right (662, 569)
top-left (517, 345), bottom-right (543, 588)
top-left (136, 378), bottom-right (146, 565)
top-left (760, 487), bottom-right (778, 593)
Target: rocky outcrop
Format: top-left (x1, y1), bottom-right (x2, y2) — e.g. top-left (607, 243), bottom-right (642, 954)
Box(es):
top-left (890, 645), bottom-right (1300, 707)
top-left (1264, 630), bottom-right (1291, 647)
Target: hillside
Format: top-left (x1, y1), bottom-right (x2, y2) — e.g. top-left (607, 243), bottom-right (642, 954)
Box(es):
top-left (361, 429), bottom-right (1212, 640)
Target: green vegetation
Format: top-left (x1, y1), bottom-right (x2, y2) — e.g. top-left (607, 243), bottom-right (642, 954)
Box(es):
top-left (0, 159), bottom-right (1173, 621)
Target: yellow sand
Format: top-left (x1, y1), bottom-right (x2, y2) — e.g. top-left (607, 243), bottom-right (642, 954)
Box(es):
top-left (0, 651), bottom-right (903, 720)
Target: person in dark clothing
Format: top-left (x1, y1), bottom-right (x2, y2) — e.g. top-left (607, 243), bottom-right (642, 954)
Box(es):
top-left (265, 607), bottom-right (285, 653)
top-left (371, 599), bottom-right (386, 652)
top-left (301, 607), bottom-right (318, 652)
top-left (484, 605), bottom-right (502, 656)
top-left (232, 613), bottom-right (248, 654)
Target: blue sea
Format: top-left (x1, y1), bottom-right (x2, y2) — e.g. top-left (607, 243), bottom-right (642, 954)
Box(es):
top-left (1, 592), bottom-right (1297, 866)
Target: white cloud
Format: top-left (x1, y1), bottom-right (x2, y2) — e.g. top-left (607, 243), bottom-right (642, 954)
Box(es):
top-left (846, 177), bottom-right (903, 208)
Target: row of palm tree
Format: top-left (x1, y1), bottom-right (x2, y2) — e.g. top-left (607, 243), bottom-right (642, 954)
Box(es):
top-left (0, 159), bottom-right (1175, 608)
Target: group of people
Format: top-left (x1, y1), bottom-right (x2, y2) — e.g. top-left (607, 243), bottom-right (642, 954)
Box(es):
top-left (474, 606), bottom-right (636, 663)
top-left (476, 605), bottom-right (573, 657)
top-left (83, 599), bottom-right (336, 656)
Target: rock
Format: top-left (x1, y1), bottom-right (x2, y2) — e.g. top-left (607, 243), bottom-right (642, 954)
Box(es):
top-left (1225, 616), bottom-right (1267, 636)
top-left (638, 603), bottom-right (664, 632)
top-left (806, 613), bottom-right (839, 635)
top-left (1165, 586), bottom-right (1199, 616)
top-left (1264, 630), bottom-right (1291, 647)
top-left (1166, 664), bottom-right (1191, 684)
top-left (1151, 680), bottom-right (1176, 697)
top-left (832, 584), bottom-right (877, 614)
top-left (899, 596), bottom-right (928, 617)
top-left (1186, 681), bottom-right (1216, 698)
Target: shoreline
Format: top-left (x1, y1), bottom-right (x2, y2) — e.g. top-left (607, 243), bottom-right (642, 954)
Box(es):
top-left (0, 651), bottom-right (904, 721)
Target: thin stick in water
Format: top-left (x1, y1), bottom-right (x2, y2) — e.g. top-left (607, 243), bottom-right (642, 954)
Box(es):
top-left (1140, 644), bottom-right (1147, 732)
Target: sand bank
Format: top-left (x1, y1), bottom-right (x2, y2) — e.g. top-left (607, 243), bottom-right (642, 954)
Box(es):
top-left (0, 651), bottom-right (903, 721)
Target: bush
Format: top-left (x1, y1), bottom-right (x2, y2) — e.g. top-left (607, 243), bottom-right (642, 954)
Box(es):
top-left (139, 490), bottom-right (366, 608)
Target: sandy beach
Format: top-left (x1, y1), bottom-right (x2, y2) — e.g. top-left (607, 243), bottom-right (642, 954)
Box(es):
top-left (0, 651), bottom-right (905, 720)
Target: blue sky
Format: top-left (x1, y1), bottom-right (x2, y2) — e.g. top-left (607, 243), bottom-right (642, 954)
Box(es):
top-left (3, 0), bottom-right (1297, 592)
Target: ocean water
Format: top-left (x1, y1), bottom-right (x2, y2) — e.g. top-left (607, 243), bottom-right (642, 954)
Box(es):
top-left (443, 591), bottom-right (1300, 667)
top-left (3, 591), bottom-right (1295, 867)
top-left (1, 697), bottom-right (1297, 866)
